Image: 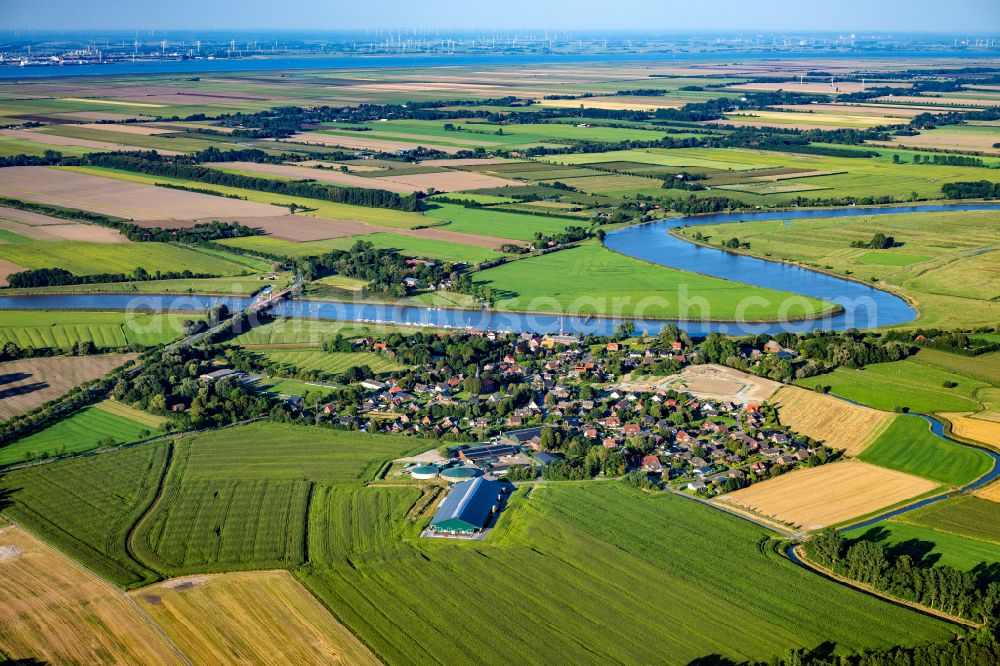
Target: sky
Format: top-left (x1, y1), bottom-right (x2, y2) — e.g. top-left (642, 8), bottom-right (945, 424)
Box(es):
top-left (2, 0), bottom-right (999, 33)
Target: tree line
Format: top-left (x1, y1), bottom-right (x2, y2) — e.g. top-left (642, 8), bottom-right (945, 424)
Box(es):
top-left (806, 528), bottom-right (1000, 624)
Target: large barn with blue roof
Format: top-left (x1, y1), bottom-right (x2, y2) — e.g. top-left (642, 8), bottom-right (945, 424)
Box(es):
top-left (428, 477), bottom-right (507, 535)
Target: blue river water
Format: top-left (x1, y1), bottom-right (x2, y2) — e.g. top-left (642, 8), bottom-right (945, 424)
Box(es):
top-left (3, 202), bottom-right (1000, 336)
top-left (1, 49), bottom-right (995, 79)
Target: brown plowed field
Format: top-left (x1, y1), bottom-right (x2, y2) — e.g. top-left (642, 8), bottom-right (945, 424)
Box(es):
top-left (0, 258), bottom-right (25, 286)
top-left (0, 128), bottom-right (184, 155)
top-left (0, 354), bottom-right (138, 420)
top-left (0, 167), bottom-right (281, 220)
top-left (0, 218), bottom-right (129, 243)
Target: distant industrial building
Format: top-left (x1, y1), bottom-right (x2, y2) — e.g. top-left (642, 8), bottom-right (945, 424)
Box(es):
top-left (428, 477), bottom-right (507, 535)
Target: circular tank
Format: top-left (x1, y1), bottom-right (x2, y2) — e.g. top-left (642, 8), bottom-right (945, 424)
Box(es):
top-left (440, 466), bottom-right (480, 482)
top-left (410, 465), bottom-right (439, 480)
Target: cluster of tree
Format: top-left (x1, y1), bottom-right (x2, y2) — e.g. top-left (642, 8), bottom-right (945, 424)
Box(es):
top-left (154, 182), bottom-right (248, 199)
top-left (652, 91), bottom-right (827, 123)
top-left (111, 347), bottom-right (276, 431)
top-left (884, 328), bottom-right (1000, 356)
top-left (535, 427), bottom-right (628, 480)
top-left (293, 240), bottom-right (454, 296)
top-left (78, 152), bottom-right (420, 212)
top-left (851, 232), bottom-right (899, 249)
top-left (911, 153), bottom-right (987, 167)
top-left (942, 180), bottom-right (1000, 199)
top-left (699, 330), bottom-right (914, 383)
top-left (0, 149), bottom-right (63, 168)
top-left (6, 266), bottom-right (221, 289)
top-left (806, 528), bottom-right (1000, 623)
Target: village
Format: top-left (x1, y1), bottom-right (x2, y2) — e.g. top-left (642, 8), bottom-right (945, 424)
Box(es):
top-left (279, 329), bottom-right (839, 500)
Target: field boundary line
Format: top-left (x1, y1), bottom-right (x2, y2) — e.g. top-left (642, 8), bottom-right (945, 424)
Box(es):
top-left (791, 545), bottom-right (980, 629)
top-left (125, 440), bottom-right (174, 580)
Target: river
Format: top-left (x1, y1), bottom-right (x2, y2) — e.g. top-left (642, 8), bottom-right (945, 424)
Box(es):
top-left (2, 49), bottom-right (994, 79)
top-left (3, 202), bottom-right (1000, 335)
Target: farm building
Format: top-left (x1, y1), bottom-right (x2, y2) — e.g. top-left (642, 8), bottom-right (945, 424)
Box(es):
top-left (429, 477), bottom-right (507, 535)
top-left (457, 443), bottom-right (519, 463)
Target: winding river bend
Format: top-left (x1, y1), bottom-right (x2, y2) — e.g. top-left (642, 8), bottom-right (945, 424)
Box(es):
top-left (2, 202), bottom-right (1000, 335)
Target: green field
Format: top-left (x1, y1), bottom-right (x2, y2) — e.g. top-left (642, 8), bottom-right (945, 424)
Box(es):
top-left (857, 415), bottom-right (993, 487)
top-left (252, 349), bottom-right (406, 377)
top-left (0, 443), bottom-right (168, 587)
top-left (910, 348), bottom-right (1000, 387)
top-left (0, 404), bottom-right (163, 465)
top-left (475, 241), bottom-right (838, 321)
top-left (898, 495), bottom-right (1000, 545)
top-left (797, 357), bottom-right (990, 413)
top-left (299, 483), bottom-right (952, 665)
top-left (422, 202), bottom-right (578, 241)
top-left (673, 209), bottom-right (1000, 329)
top-left (220, 231), bottom-right (501, 264)
top-left (0, 311), bottom-right (201, 349)
top-left (540, 147), bottom-right (1000, 204)
top-left (229, 317), bottom-right (424, 346)
top-left (0, 240), bottom-right (251, 277)
top-left (129, 423), bottom-right (425, 574)
top-left (845, 520), bottom-right (1000, 573)
top-left (313, 119), bottom-right (670, 149)
top-left (307, 485), bottom-right (421, 565)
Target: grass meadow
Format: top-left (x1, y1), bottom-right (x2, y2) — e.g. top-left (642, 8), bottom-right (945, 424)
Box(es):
top-left (899, 496), bottom-right (1000, 545)
top-left (0, 311), bottom-right (201, 349)
top-left (0, 404), bottom-right (162, 465)
top-left (299, 483), bottom-right (953, 665)
top-left (1, 240), bottom-right (252, 277)
top-left (674, 209), bottom-right (1000, 329)
top-left (796, 358), bottom-right (990, 414)
top-left (0, 443), bottom-right (169, 587)
top-left (857, 415), bottom-right (993, 487)
top-left (475, 241), bottom-right (837, 321)
top-left (845, 520), bottom-right (1000, 573)
top-left (252, 349), bottom-right (406, 377)
top-left (422, 202), bottom-right (578, 240)
top-left (129, 424), bottom-right (424, 575)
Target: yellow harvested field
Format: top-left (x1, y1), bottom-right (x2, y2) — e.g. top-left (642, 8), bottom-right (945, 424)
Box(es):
top-left (0, 354), bottom-right (138, 420)
top-left (0, 128), bottom-right (183, 155)
top-left (0, 167), bottom-right (281, 221)
top-left (0, 525), bottom-right (184, 665)
top-left (773, 386), bottom-right (893, 455)
top-left (976, 480), bottom-right (1000, 503)
top-left (278, 132), bottom-right (462, 154)
top-left (94, 398), bottom-right (168, 429)
top-left (718, 461), bottom-right (939, 530)
top-left (129, 570), bottom-right (381, 666)
top-left (942, 412), bottom-right (1000, 447)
